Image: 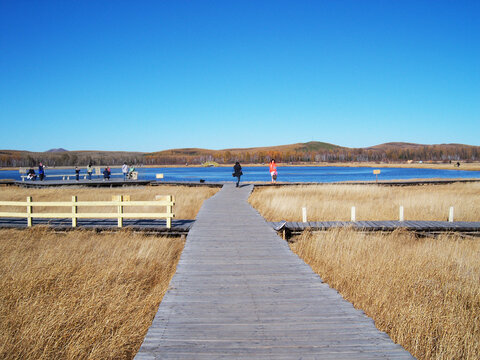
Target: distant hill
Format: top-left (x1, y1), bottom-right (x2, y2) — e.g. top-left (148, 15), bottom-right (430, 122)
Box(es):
top-left (46, 148), bottom-right (68, 152)
top-left (0, 141), bottom-right (478, 167)
top-left (146, 141), bottom-right (343, 164)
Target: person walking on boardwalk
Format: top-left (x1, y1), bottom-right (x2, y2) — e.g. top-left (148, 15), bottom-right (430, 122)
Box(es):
top-left (122, 162), bottom-right (128, 180)
top-left (87, 163), bottom-right (93, 180)
top-left (233, 161), bottom-right (243, 187)
top-left (75, 166), bottom-right (80, 181)
top-left (269, 159), bottom-right (277, 183)
top-left (38, 162), bottom-right (45, 181)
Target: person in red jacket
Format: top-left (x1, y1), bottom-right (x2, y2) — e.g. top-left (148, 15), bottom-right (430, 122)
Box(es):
top-left (269, 159), bottom-right (277, 183)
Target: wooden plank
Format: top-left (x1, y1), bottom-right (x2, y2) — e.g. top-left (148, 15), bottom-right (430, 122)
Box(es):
top-left (27, 196), bottom-right (32, 227)
top-left (0, 212), bottom-right (174, 219)
top-left (72, 195), bottom-right (77, 227)
top-left (0, 200), bottom-right (174, 207)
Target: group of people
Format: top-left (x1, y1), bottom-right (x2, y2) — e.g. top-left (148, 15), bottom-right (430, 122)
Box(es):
top-left (101, 163), bottom-right (135, 181)
top-left (26, 160), bottom-right (280, 185)
top-left (26, 162), bottom-right (137, 181)
top-left (26, 163), bottom-right (45, 181)
top-left (232, 159), bottom-right (278, 187)
top-left (121, 163), bottom-right (136, 180)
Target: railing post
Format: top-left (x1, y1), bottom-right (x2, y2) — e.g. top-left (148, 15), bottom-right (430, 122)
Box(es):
top-left (302, 207), bottom-right (307, 223)
top-left (117, 195), bottom-right (123, 228)
top-left (449, 206), bottom-right (454, 222)
top-left (399, 206), bottom-right (404, 222)
top-left (72, 196), bottom-right (77, 227)
top-left (351, 206), bottom-right (356, 222)
top-left (27, 196), bottom-right (32, 227)
top-left (166, 195), bottom-right (173, 229)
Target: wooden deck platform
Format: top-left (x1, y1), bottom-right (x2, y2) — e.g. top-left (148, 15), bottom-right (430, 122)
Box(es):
top-left (9, 178), bottom-right (480, 188)
top-left (0, 218), bottom-right (193, 234)
top-left (15, 178), bottom-right (152, 187)
top-left (135, 184), bottom-right (413, 359)
top-left (272, 220), bottom-right (480, 233)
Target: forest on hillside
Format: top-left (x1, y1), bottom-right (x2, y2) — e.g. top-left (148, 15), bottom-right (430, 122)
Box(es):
top-left (1, 143), bottom-right (479, 167)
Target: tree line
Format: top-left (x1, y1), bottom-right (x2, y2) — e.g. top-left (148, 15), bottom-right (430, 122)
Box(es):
top-left (1, 144), bottom-right (478, 167)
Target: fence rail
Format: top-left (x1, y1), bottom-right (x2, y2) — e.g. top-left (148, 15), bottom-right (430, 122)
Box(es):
top-left (0, 195), bottom-right (175, 228)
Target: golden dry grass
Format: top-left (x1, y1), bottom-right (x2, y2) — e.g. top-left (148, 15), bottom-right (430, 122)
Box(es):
top-left (291, 229), bottom-right (480, 360)
top-left (0, 185), bottom-right (219, 219)
top-left (0, 228), bottom-right (184, 360)
top-left (249, 183), bottom-right (480, 221)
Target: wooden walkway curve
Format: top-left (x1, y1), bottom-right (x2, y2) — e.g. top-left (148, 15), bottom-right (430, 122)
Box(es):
top-left (135, 184), bottom-right (414, 359)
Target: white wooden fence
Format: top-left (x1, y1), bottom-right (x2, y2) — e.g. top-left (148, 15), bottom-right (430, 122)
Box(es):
top-left (300, 205), bottom-right (456, 223)
top-left (0, 195), bottom-right (175, 228)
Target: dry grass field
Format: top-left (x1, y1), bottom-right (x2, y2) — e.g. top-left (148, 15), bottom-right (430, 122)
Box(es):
top-left (291, 229), bottom-right (480, 360)
top-left (249, 183), bottom-right (480, 221)
top-left (0, 228), bottom-right (184, 359)
top-left (0, 185), bottom-right (219, 219)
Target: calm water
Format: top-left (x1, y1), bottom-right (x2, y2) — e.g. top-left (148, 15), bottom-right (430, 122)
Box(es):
top-left (1, 166), bottom-right (479, 183)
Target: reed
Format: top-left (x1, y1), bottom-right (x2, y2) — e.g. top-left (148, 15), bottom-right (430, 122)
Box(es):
top-left (0, 185), bottom-right (218, 219)
top-left (291, 229), bottom-right (480, 360)
top-left (0, 228), bottom-right (184, 360)
top-left (249, 183), bottom-right (480, 221)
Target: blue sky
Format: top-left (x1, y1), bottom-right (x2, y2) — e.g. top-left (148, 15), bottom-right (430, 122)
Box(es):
top-left (1, 0), bottom-right (479, 152)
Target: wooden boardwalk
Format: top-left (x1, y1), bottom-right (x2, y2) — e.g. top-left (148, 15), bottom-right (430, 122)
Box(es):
top-left (0, 218), bottom-right (193, 233)
top-left (15, 178), bottom-right (151, 187)
top-left (11, 178), bottom-right (480, 188)
top-left (273, 220), bottom-right (480, 233)
top-left (135, 184), bottom-right (413, 359)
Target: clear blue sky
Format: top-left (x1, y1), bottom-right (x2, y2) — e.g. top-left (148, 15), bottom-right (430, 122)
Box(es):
top-left (1, 0), bottom-right (479, 152)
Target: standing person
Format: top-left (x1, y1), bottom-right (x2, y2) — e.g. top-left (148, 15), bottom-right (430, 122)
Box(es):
top-left (38, 162), bottom-right (45, 181)
top-left (122, 162), bottom-right (128, 181)
top-left (75, 166), bottom-right (80, 181)
top-left (269, 159), bottom-right (277, 183)
top-left (233, 161), bottom-right (243, 187)
top-left (87, 163), bottom-right (93, 180)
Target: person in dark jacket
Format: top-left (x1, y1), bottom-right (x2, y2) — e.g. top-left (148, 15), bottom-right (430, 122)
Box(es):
top-left (103, 167), bottom-right (110, 180)
top-left (233, 161), bottom-right (242, 187)
top-left (38, 162), bottom-right (45, 181)
top-left (75, 166), bottom-right (80, 181)
top-left (27, 168), bottom-right (37, 180)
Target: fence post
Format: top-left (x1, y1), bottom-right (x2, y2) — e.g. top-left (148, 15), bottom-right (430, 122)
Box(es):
top-left (449, 206), bottom-right (454, 222)
top-left (27, 196), bottom-right (32, 227)
top-left (117, 195), bottom-right (123, 228)
top-left (72, 196), bottom-right (77, 227)
top-left (302, 207), bottom-right (307, 223)
top-left (399, 206), bottom-right (404, 222)
top-left (351, 206), bottom-right (356, 222)
top-left (166, 195), bottom-right (173, 229)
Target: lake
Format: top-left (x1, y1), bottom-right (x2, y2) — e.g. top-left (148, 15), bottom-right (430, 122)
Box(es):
top-left (1, 166), bottom-right (480, 183)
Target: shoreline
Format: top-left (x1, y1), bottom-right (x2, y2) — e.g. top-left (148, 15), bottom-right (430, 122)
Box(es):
top-left (2, 162), bottom-right (480, 172)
